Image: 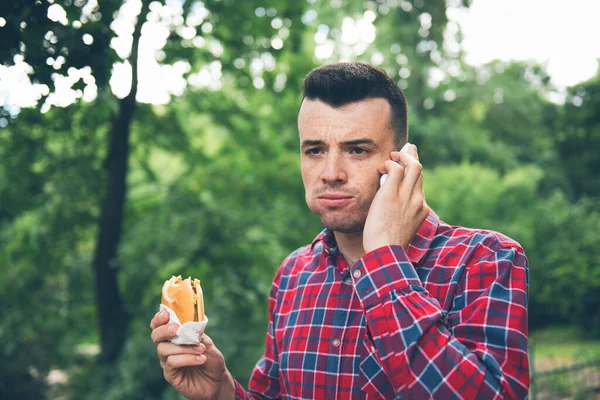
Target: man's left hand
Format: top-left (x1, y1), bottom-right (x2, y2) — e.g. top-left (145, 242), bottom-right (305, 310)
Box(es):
top-left (363, 143), bottom-right (430, 253)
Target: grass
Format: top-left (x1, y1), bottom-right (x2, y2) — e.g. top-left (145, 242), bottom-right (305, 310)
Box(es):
top-left (530, 325), bottom-right (600, 371)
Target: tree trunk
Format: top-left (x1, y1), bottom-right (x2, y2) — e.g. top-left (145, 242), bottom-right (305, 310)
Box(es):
top-left (92, 0), bottom-right (149, 363)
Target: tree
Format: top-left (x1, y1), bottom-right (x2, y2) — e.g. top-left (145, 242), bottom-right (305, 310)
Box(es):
top-left (554, 69), bottom-right (600, 200)
top-left (1, 0), bottom-right (311, 396)
top-left (1, 0), bottom-right (310, 365)
top-left (1, 0), bottom-right (149, 363)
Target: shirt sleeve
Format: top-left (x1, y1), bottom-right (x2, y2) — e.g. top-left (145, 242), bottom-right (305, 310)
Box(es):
top-left (352, 238), bottom-right (530, 399)
top-left (234, 268), bottom-right (282, 399)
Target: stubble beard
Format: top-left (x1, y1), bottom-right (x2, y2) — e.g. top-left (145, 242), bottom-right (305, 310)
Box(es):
top-left (308, 186), bottom-right (374, 234)
top-left (318, 209), bottom-right (368, 234)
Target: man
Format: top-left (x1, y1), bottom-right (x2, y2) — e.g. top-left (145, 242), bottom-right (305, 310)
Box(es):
top-left (151, 62), bottom-right (530, 399)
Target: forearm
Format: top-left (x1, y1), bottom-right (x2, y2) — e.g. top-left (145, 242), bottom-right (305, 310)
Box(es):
top-left (354, 245), bottom-right (529, 399)
top-left (363, 291), bottom-right (522, 398)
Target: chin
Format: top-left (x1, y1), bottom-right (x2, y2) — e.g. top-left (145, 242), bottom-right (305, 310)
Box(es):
top-left (309, 201), bottom-right (367, 232)
top-left (319, 214), bottom-right (365, 234)
top-left (322, 219), bottom-right (364, 234)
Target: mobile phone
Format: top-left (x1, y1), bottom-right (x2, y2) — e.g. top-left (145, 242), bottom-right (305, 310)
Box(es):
top-left (380, 172), bottom-right (390, 187)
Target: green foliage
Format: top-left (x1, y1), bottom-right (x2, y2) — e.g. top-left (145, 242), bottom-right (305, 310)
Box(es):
top-left (553, 71), bottom-right (600, 199)
top-left (425, 162), bottom-right (542, 246)
top-left (426, 163), bottom-right (600, 337)
top-left (528, 193), bottom-right (600, 336)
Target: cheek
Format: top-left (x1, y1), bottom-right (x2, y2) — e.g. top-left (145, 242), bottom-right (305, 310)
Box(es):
top-left (300, 162), bottom-right (318, 185)
top-left (356, 167), bottom-right (381, 192)
top-left (361, 184), bottom-right (379, 206)
top-left (300, 165), bottom-right (315, 201)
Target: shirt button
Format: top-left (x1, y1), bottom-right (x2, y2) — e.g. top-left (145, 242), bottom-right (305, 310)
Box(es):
top-left (353, 269), bottom-right (362, 279)
top-left (332, 338), bottom-right (341, 347)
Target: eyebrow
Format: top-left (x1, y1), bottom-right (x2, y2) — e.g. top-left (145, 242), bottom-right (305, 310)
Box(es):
top-left (301, 139), bottom-right (377, 148)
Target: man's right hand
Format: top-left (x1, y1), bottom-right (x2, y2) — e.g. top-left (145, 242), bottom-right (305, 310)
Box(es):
top-left (150, 310), bottom-right (236, 400)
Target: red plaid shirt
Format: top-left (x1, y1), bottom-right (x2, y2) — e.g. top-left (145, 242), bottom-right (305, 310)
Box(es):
top-left (234, 210), bottom-right (530, 399)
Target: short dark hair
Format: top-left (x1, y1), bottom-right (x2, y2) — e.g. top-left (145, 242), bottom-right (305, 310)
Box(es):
top-left (301, 61), bottom-right (408, 149)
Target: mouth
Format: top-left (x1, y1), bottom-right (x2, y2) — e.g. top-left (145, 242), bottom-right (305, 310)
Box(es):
top-left (318, 193), bottom-right (353, 207)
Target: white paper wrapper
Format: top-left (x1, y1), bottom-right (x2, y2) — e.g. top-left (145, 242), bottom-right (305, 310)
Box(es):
top-left (160, 304), bottom-right (208, 345)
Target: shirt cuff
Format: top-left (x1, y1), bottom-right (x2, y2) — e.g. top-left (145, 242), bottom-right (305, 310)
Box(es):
top-left (353, 245), bottom-right (427, 306)
top-left (234, 378), bottom-right (247, 399)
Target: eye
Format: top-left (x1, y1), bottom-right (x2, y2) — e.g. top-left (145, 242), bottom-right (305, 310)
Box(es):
top-left (305, 147), bottom-right (323, 155)
top-left (350, 147), bottom-right (369, 155)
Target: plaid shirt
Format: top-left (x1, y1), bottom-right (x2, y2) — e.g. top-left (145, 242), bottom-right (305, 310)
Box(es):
top-left (234, 210), bottom-right (530, 399)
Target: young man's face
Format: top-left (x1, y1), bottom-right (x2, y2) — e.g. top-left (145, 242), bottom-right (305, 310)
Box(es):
top-left (298, 98), bottom-right (397, 234)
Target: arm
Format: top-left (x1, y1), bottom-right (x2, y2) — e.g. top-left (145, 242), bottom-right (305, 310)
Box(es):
top-left (352, 241), bottom-right (529, 399)
top-left (233, 269), bottom-right (283, 399)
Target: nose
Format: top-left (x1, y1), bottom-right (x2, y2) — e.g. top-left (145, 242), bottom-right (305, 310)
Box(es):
top-left (320, 152), bottom-right (347, 184)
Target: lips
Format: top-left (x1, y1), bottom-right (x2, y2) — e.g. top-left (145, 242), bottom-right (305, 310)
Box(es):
top-left (318, 193), bottom-right (353, 207)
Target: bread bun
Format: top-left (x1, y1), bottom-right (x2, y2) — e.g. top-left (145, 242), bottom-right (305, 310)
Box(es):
top-left (162, 275), bottom-right (205, 323)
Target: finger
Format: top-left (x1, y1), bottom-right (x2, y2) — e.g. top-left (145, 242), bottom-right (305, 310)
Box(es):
top-left (408, 172), bottom-right (429, 219)
top-left (405, 144), bottom-right (422, 189)
top-left (394, 151), bottom-right (422, 190)
top-left (389, 144), bottom-right (411, 165)
top-left (378, 143), bottom-right (409, 177)
top-left (164, 354), bottom-right (206, 371)
top-left (150, 310), bottom-right (170, 330)
top-left (151, 323), bottom-right (179, 345)
top-left (158, 342), bottom-right (206, 359)
top-left (200, 333), bottom-right (215, 348)
top-left (379, 159), bottom-right (405, 188)
top-left (389, 141), bottom-right (413, 163)
top-left (406, 143), bottom-right (419, 161)
top-left (157, 342), bottom-right (205, 368)
top-left (410, 174), bottom-right (426, 208)
top-left (416, 171), bottom-right (424, 195)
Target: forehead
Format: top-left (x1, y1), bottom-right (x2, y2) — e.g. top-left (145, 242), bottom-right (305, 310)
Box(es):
top-left (298, 98), bottom-right (393, 143)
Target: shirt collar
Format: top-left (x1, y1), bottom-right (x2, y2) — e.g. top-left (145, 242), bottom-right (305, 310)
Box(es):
top-left (309, 209), bottom-right (439, 265)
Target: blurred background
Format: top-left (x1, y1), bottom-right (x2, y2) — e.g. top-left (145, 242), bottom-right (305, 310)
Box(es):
top-left (1, 0), bottom-right (599, 399)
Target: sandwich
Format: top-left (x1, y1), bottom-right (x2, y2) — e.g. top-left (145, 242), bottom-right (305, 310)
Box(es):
top-left (161, 275), bottom-right (205, 323)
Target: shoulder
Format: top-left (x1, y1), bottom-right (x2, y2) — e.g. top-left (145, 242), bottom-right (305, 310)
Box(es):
top-left (435, 220), bottom-right (526, 260)
top-left (271, 229), bottom-right (329, 285)
top-left (280, 244), bottom-right (314, 272)
top-left (438, 222), bottom-right (529, 291)
top-left (431, 221), bottom-right (529, 292)
top-left (437, 224), bottom-right (530, 312)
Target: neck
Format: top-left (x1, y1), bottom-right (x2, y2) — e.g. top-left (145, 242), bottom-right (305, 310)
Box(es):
top-left (333, 230), bottom-right (365, 267)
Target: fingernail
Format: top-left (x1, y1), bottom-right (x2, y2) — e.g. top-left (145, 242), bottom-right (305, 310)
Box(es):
top-left (196, 344), bottom-right (205, 352)
top-left (160, 310), bottom-right (168, 319)
top-left (402, 143), bottom-right (410, 151)
top-left (195, 355), bottom-right (205, 364)
top-left (412, 144), bottom-right (418, 152)
top-left (168, 325), bottom-right (178, 334)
